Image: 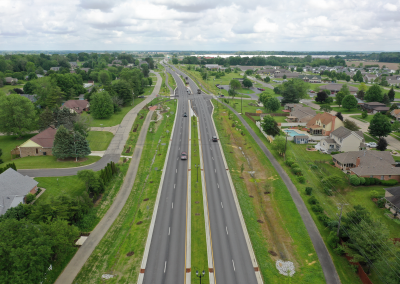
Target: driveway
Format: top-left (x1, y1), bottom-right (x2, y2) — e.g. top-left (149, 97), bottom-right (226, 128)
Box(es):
top-left (18, 71), bottom-right (162, 177)
top-left (218, 85), bottom-right (261, 100)
top-left (247, 76), bottom-right (274, 90)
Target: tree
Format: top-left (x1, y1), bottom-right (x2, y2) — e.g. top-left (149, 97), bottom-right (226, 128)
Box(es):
top-left (365, 84), bottom-right (383, 102)
top-left (229, 79), bottom-right (241, 91)
top-left (343, 119), bottom-right (360, 131)
top-left (0, 94), bottom-right (37, 137)
top-left (392, 120), bottom-right (400, 132)
top-left (388, 87), bottom-right (395, 102)
top-left (283, 74), bottom-right (287, 79)
top-left (369, 112), bottom-right (391, 137)
top-left (90, 91), bottom-right (114, 119)
top-left (377, 137), bottom-right (388, 151)
top-left (335, 92), bottom-right (345, 107)
top-left (374, 250), bottom-right (400, 284)
top-left (172, 58), bottom-right (178, 64)
top-left (382, 94), bottom-right (390, 105)
top-left (27, 72), bottom-right (37, 80)
top-left (315, 91), bottom-right (328, 103)
top-left (358, 82), bottom-right (367, 92)
top-left (272, 136), bottom-right (286, 156)
top-left (356, 90), bottom-right (365, 100)
top-left (245, 69), bottom-right (253, 76)
top-left (320, 104), bottom-right (332, 112)
top-left (264, 77), bottom-right (270, 83)
top-left (261, 115), bottom-right (280, 137)
top-left (339, 84), bottom-right (351, 97)
top-left (38, 107), bottom-right (55, 131)
top-left (242, 78), bottom-right (253, 89)
top-left (341, 95), bottom-right (358, 110)
top-left (113, 80), bottom-right (132, 106)
top-left (228, 88), bottom-right (236, 100)
top-left (53, 125), bottom-right (73, 159)
top-left (72, 131), bottom-right (91, 160)
top-left (78, 170), bottom-right (100, 193)
top-left (336, 112), bottom-right (343, 121)
top-left (361, 111), bottom-right (368, 119)
top-left (98, 70), bottom-right (111, 86)
top-left (266, 98), bottom-right (280, 112)
top-left (281, 79), bottom-right (309, 104)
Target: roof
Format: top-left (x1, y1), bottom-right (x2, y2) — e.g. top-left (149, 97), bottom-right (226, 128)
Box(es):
top-left (294, 135), bottom-right (308, 139)
top-left (374, 107), bottom-right (390, 111)
top-left (61, 100), bottom-right (89, 114)
top-left (364, 102), bottom-right (386, 106)
top-left (29, 127), bottom-right (57, 148)
top-left (319, 83), bottom-right (358, 92)
top-left (306, 112), bottom-right (336, 128)
top-left (330, 126), bottom-right (364, 141)
top-left (0, 168), bottom-right (38, 215)
top-left (385, 187), bottom-right (400, 196)
top-left (386, 195), bottom-right (400, 209)
top-left (391, 109), bottom-right (400, 116)
top-left (323, 138), bottom-right (336, 143)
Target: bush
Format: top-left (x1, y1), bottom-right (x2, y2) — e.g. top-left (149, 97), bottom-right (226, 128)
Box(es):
top-left (374, 178), bottom-right (381, 185)
top-left (308, 196), bottom-right (319, 205)
top-left (318, 214), bottom-right (331, 227)
top-left (311, 204), bottom-right (324, 214)
top-left (381, 179), bottom-right (398, 186)
top-left (291, 163), bottom-right (299, 169)
top-left (328, 231), bottom-right (339, 249)
top-left (305, 187), bottom-right (313, 195)
top-left (350, 175), bottom-right (360, 186)
top-left (359, 177), bottom-right (365, 185)
top-left (310, 164), bottom-right (318, 170)
top-left (329, 161), bottom-right (335, 166)
top-left (292, 166), bottom-right (302, 175)
top-left (324, 187), bottom-right (333, 196)
top-left (330, 151), bottom-right (340, 155)
top-left (370, 190), bottom-right (379, 198)
top-left (362, 111), bottom-right (368, 119)
top-left (377, 198), bottom-right (385, 208)
top-left (25, 193), bottom-right (35, 204)
top-left (334, 245), bottom-right (345, 256)
top-left (286, 159), bottom-right (294, 167)
top-left (298, 176), bottom-right (306, 183)
top-left (364, 177), bottom-right (371, 186)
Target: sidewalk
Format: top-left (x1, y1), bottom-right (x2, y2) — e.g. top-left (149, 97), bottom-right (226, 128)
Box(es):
top-left (90, 125), bottom-right (119, 135)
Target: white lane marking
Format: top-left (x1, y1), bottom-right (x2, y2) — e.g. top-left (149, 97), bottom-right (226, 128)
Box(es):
top-left (217, 183), bottom-right (219, 188)
top-left (164, 261), bottom-right (167, 273)
top-left (176, 169), bottom-right (177, 173)
top-left (226, 227), bottom-right (229, 235)
top-left (232, 260), bottom-right (235, 271)
top-left (212, 156), bottom-right (214, 160)
top-left (174, 184), bottom-right (176, 188)
top-left (172, 203), bottom-right (174, 209)
top-left (215, 169), bottom-right (216, 173)
top-left (169, 227), bottom-right (170, 235)
top-left (221, 202), bottom-right (223, 208)
top-left (179, 147), bottom-right (180, 150)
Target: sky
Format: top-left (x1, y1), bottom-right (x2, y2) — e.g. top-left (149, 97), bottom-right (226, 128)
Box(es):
top-left (0, 0), bottom-right (399, 51)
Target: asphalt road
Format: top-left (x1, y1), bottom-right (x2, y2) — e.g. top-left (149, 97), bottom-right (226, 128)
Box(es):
top-left (171, 65), bottom-right (259, 284)
top-left (18, 71), bottom-right (162, 178)
top-left (142, 66), bottom-right (189, 284)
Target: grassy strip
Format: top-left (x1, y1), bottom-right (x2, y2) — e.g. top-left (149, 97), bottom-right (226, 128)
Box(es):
top-left (13, 155), bottom-right (101, 169)
top-left (73, 100), bottom-right (177, 283)
top-left (168, 71), bottom-right (176, 89)
top-left (213, 103), bottom-right (325, 283)
top-left (237, 111), bottom-right (366, 284)
top-left (0, 134), bottom-right (35, 165)
top-left (87, 131), bottom-right (114, 151)
top-left (350, 114), bottom-right (373, 123)
top-left (191, 116), bottom-right (209, 283)
top-left (122, 108), bottom-right (150, 155)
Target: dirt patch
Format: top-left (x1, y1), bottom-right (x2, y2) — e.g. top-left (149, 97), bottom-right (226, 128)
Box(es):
top-left (195, 213), bottom-right (200, 216)
top-left (195, 201), bottom-right (200, 204)
top-left (268, 250), bottom-right (278, 256)
top-left (125, 147), bottom-right (131, 154)
top-left (345, 60), bottom-right (399, 70)
top-left (136, 221), bottom-right (143, 225)
top-left (249, 195), bottom-right (254, 198)
top-left (126, 251), bottom-right (134, 256)
top-left (143, 198), bottom-right (149, 201)
top-left (264, 191), bottom-right (270, 194)
top-left (257, 220), bottom-right (264, 223)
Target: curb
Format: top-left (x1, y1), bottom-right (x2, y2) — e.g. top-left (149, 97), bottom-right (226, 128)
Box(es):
top-left (137, 98), bottom-right (180, 284)
top-left (209, 99), bottom-right (263, 284)
top-left (185, 99), bottom-right (192, 284)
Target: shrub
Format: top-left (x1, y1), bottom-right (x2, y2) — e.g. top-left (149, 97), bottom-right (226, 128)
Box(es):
top-left (359, 177), bottom-right (366, 185)
top-left (361, 111), bottom-right (368, 119)
top-left (334, 245), bottom-right (345, 256)
top-left (324, 187), bottom-right (333, 196)
top-left (329, 161), bottom-right (335, 166)
top-left (350, 175), bottom-right (360, 186)
top-left (328, 231), bottom-right (339, 249)
top-left (298, 176), bottom-right (306, 183)
top-left (285, 159), bottom-right (294, 167)
top-left (318, 214), bottom-right (331, 227)
top-left (330, 151), bottom-right (340, 155)
top-left (311, 204), bottom-right (324, 214)
top-left (305, 187), bottom-right (313, 195)
top-left (381, 179), bottom-right (398, 186)
top-left (377, 198), bottom-right (385, 208)
top-left (370, 190), bottom-right (379, 198)
top-left (291, 163), bottom-right (299, 169)
top-left (292, 167), bottom-right (302, 175)
top-left (308, 196), bottom-right (319, 205)
top-left (310, 164), bottom-right (318, 170)
top-left (25, 193), bottom-right (35, 204)
top-left (364, 177), bottom-right (371, 186)
top-left (374, 178), bottom-right (381, 185)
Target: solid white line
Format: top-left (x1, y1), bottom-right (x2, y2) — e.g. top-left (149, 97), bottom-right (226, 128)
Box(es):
top-left (212, 157), bottom-right (214, 160)
top-left (226, 227), bottom-right (228, 235)
top-left (217, 183), bottom-right (219, 188)
top-left (164, 261), bottom-right (167, 273)
top-left (215, 169), bottom-right (216, 173)
top-left (174, 184), bottom-right (176, 188)
top-left (221, 202), bottom-right (223, 208)
top-left (172, 203), bottom-right (173, 209)
top-left (176, 169), bottom-right (177, 173)
top-left (232, 260), bottom-right (235, 271)
top-left (169, 227), bottom-right (170, 235)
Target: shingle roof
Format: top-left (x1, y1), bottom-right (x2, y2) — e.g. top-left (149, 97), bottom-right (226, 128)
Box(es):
top-left (61, 100), bottom-right (89, 114)
top-left (385, 187), bottom-right (400, 196)
top-left (386, 195), bottom-right (400, 209)
top-left (290, 106), bottom-right (316, 122)
top-left (29, 127), bottom-right (57, 148)
top-left (319, 83), bottom-right (358, 92)
top-left (306, 112), bottom-right (336, 128)
top-left (330, 126), bottom-right (353, 139)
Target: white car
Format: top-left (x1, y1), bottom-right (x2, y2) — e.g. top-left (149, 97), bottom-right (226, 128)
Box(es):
top-left (367, 142), bottom-right (377, 148)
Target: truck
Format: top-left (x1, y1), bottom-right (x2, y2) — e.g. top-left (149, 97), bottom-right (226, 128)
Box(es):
top-left (197, 89), bottom-right (201, 94)
top-left (185, 77), bottom-right (189, 85)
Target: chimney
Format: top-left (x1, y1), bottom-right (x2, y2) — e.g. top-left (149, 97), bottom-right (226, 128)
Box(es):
top-left (356, 157), bottom-right (361, 167)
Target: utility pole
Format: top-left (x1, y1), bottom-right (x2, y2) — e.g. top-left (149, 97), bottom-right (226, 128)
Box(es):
top-left (284, 133), bottom-right (288, 161)
top-left (241, 93), bottom-right (243, 114)
top-left (337, 203), bottom-right (348, 237)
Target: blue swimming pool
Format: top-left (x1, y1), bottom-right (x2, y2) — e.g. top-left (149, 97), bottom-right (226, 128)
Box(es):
top-left (283, 129), bottom-right (307, 137)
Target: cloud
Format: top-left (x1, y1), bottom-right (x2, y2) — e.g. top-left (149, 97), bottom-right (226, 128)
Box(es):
top-left (383, 3), bottom-right (398, 11)
top-left (254, 18), bottom-right (279, 33)
top-left (78, 0), bottom-right (126, 12)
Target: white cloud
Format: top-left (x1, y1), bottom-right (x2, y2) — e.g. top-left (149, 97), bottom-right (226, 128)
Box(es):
top-left (254, 19), bottom-right (279, 33)
top-left (383, 3), bottom-right (398, 11)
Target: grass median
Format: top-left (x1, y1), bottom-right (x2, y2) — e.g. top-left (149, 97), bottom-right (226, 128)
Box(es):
top-left (191, 116), bottom-right (209, 283)
top-left (123, 107), bottom-right (150, 155)
top-left (73, 99), bottom-right (177, 283)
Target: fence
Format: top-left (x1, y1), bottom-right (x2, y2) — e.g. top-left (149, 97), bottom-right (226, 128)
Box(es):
top-left (342, 241), bottom-right (373, 284)
top-left (280, 123), bottom-right (307, 127)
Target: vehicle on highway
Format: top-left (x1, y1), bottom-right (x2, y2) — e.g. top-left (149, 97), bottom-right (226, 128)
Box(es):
top-left (257, 88), bottom-right (265, 91)
top-left (197, 89), bottom-right (201, 94)
top-left (181, 152), bottom-right (188, 160)
top-left (367, 142), bottom-right (377, 148)
top-left (183, 112), bottom-right (187, 117)
top-left (310, 90), bottom-right (315, 93)
top-left (212, 136), bottom-right (218, 142)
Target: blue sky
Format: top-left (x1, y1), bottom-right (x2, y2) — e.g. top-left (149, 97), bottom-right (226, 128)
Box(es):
top-left (0, 0), bottom-right (399, 51)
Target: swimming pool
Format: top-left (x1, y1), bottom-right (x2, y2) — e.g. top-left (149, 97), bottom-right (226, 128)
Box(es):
top-left (283, 129), bottom-right (307, 137)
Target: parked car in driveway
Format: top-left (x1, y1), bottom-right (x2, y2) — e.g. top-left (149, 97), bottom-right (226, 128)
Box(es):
top-left (181, 152), bottom-right (187, 160)
top-left (212, 136), bottom-right (218, 142)
top-left (367, 142), bottom-right (377, 148)
top-left (138, 95), bottom-right (145, 98)
top-left (257, 88), bottom-right (265, 91)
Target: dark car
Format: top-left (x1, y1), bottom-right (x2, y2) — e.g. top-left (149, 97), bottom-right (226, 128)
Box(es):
top-left (212, 136), bottom-right (218, 142)
top-left (257, 88), bottom-right (265, 91)
top-left (181, 152), bottom-right (188, 160)
top-left (138, 95), bottom-right (145, 98)
top-left (215, 84), bottom-right (220, 87)
top-left (183, 112), bottom-right (187, 117)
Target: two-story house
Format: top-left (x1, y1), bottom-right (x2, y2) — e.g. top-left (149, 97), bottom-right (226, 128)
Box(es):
top-left (306, 113), bottom-right (344, 135)
top-left (298, 75), bottom-right (322, 83)
top-left (317, 126), bottom-right (365, 153)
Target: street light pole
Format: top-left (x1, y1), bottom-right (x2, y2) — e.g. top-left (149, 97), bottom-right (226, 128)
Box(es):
top-left (196, 270), bottom-right (205, 284)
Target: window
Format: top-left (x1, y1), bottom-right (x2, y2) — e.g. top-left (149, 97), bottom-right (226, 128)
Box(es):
top-left (370, 175), bottom-right (373, 178)
top-left (389, 175), bottom-right (392, 178)
top-left (381, 175), bottom-right (384, 180)
top-left (36, 148), bottom-right (38, 154)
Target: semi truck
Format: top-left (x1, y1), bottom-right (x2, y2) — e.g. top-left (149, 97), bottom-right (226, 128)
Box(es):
top-left (197, 89), bottom-right (201, 94)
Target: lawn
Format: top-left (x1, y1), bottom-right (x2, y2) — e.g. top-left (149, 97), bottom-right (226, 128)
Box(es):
top-left (220, 89), bottom-right (251, 98)
top-left (350, 114), bottom-right (374, 123)
top-left (35, 175), bottom-right (86, 202)
top-left (73, 99), bottom-right (177, 283)
top-left (237, 88), bottom-right (255, 94)
top-left (331, 107), bottom-right (362, 114)
top-left (13, 155), bottom-right (101, 169)
top-left (213, 105), bottom-right (326, 283)
top-left (0, 83), bottom-right (25, 95)
top-left (218, 99), bottom-right (286, 115)
top-left (0, 134), bottom-right (35, 165)
top-left (87, 131), bottom-right (114, 151)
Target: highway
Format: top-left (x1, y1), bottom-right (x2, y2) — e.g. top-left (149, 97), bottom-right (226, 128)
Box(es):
top-left (170, 65), bottom-right (259, 284)
top-left (141, 65), bottom-right (189, 284)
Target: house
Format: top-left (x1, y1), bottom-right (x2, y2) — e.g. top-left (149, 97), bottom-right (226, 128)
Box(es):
top-left (298, 75), bottom-right (322, 83)
top-left (17, 127), bottom-right (57, 158)
top-left (293, 135), bottom-right (309, 144)
top-left (318, 126), bottom-right (365, 153)
top-left (50, 67), bottom-right (61, 71)
top-left (0, 168), bottom-right (39, 215)
top-left (274, 73), bottom-right (299, 79)
top-left (80, 68), bottom-right (91, 73)
top-left (361, 102), bottom-right (389, 114)
top-left (69, 62), bottom-right (78, 68)
top-left (363, 74), bottom-right (378, 83)
top-left (112, 60), bottom-right (122, 65)
top-left (5, 77), bottom-right (18, 85)
top-left (306, 112), bottom-right (344, 135)
top-left (205, 64), bottom-right (220, 70)
top-left (391, 109), bottom-right (400, 121)
top-left (319, 83), bottom-right (358, 94)
top-left (61, 100), bottom-right (90, 114)
top-left (20, 94), bottom-right (37, 103)
top-left (288, 106), bottom-right (316, 123)
top-left (384, 187), bottom-right (400, 217)
top-left (332, 150), bottom-right (400, 181)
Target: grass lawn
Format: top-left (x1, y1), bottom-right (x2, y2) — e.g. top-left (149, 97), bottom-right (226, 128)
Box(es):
top-left (35, 175), bottom-right (86, 201)
top-left (237, 88), bottom-right (255, 94)
top-left (0, 134), bottom-right (35, 166)
top-left (364, 133), bottom-right (378, 143)
top-left (218, 99), bottom-right (286, 115)
top-left (213, 105), bottom-right (326, 283)
top-left (122, 107), bottom-right (149, 155)
top-left (74, 100), bottom-right (177, 283)
top-left (331, 107), bottom-right (362, 114)
top-left (351, 114), bottom-right (374, 123)
top-left (0, 83), bottom-right (25, 95)
top-left (87, 131), bottom-right (114, 151)
top-left (219, 89), bottom-right (251, 98)
top-left (13, 155), bottom-right (101, 169)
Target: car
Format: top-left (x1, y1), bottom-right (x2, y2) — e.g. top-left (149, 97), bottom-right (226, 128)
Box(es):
top-left (183, 112), bottom-right (187, 117)
top-left (212, 136), bottom-right (218, 142)
top-left (219, 95), bottom-right (224, 97)
top-left (138, 95), bottom-right (145, 98)
top-left (310, 90), bottom-right (315, 93)
top-left (368, 142), bottom-right (377, 148)
top-left (181, 152), bottom-right (188, 160)
top-left (215, 84), bottom-right (220, 87)
top-left (257, 88), bottom-right (265, 91)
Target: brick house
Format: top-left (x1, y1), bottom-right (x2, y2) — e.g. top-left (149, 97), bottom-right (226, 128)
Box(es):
top-left (5, 77), bottom-right (18, 85)
top-left (17, 127), bottom-right (57, 157)
top-left (332, 150), bottom-right (400, 181)
top-left (306, 112), bottom-right (344, 135)
top-left (0, 168), bottom-right (38, 215)
top-left (61, 100), bottom-right (90, 114)
top-left (298, 75), bottom-right (322, 83)
top-left (361, 102), bottom-right (389, 114)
